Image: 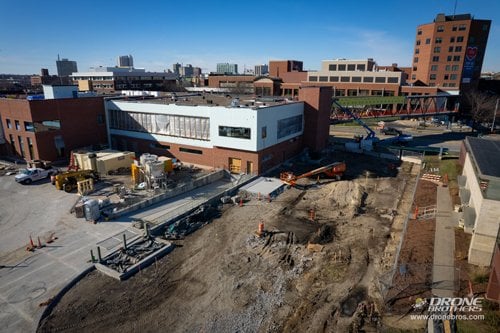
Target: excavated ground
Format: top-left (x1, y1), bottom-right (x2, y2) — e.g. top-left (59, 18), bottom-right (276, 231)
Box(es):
top-left (38, 154), bottom-right (417, 333)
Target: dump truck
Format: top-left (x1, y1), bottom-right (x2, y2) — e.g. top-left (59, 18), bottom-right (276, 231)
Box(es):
top-left (280, 162), bottom-right (346, 186)
top-left (53, 170), bottom-right (100, 192)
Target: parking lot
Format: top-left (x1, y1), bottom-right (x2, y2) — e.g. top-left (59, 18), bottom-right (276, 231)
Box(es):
top-left (0, 171), bottom-right (131, 333)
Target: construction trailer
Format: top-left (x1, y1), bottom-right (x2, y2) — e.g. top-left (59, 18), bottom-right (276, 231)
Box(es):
top-left (72, 150), bottom-right (136, 175)
top-left (280, 162), bottom-right (346, 187)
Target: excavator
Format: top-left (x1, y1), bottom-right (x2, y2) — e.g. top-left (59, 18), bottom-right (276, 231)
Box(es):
top-left (280, 162), bottom-right (346, 187)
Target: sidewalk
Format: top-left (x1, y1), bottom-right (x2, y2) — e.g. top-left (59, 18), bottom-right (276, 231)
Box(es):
top-left (432, 186), bottom-right (456, 297)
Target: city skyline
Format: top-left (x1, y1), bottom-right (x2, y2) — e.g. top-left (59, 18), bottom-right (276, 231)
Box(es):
top-left (0, 0), bottom-right (499, 75)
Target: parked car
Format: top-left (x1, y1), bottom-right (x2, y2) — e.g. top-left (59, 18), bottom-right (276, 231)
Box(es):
top-left (380, 127), bottom-right (402, 136)
top-left (15, 167), bottom-right (58, 184)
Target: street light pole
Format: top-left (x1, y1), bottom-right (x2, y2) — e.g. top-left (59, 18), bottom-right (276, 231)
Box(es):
top-left (492, 98), bottom-right (499, 133)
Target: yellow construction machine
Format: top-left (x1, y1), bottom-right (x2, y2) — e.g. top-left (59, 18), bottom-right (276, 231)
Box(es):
top-left (53, 170), bottom-right (100, 192)
top-left (280, 162), bottom-right (346, 187)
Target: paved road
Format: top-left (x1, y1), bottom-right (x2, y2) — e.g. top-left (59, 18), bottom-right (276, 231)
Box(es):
top-left (432, 186), bottom-right (456, 297)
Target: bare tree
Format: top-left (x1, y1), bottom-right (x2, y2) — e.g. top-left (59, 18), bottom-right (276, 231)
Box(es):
top-left (464, 90), bottom-right (497, 131)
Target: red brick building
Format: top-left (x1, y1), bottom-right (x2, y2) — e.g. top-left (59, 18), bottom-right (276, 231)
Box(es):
top-left (0, 87), bottom-right (107, 161)
top-left (410, 13), bottom-right (491, 90)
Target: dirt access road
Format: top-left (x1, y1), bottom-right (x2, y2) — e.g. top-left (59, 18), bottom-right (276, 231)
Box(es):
top-left (39, 153), bottom-right (418, 333)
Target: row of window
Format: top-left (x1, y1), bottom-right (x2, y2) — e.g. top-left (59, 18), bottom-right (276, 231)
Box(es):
top-left (5, 118), bottom-right (62, 132)
top-left (327, 64), bottom-right (367, 71)
top-left (416, 36), bottom-right (464, 46)
top-left (429, 65), bottom-right (461, 71)
top-left (148, 141), bottom-right (203, 155)
top-left (429, 74), bottom-right (458, 80)
top-left (331, 89), bottom-right (396, 97)
top-left (8, 134), bottom-right (34, 159)
top-left (418, 24), bottom-right (467, 35)
top-left (309, 76), bottom-right (399, 84)
top-left (414, 55), bottom-right (461, 63)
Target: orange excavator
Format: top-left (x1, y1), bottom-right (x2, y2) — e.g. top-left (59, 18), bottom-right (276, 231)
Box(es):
top-left (280, 162), bottom-right (346, 186)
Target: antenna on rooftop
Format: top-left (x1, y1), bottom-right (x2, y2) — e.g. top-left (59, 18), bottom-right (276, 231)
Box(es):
top-left (453, 0), bottom-right (458, 18)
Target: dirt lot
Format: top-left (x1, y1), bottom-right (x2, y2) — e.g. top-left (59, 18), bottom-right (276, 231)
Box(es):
top-left (38, 153), bottom-right (418, 333)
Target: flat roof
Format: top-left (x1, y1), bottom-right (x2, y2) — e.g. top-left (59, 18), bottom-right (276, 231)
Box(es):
top-left (112, 93), bottom-right (295, 109)
top-left (466, 137), bottom-right (500, 179)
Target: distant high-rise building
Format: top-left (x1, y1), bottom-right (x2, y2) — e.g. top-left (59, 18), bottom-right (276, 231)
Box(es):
top-left (173, 63), bottom-right (181, 75)
top-left (41, 68), bottom-right (49, 77)
top-left (180, 64), bottom-right (194, 77)
top-left (410, 13), bottom-right (491, 89)
top-left (192, 67), bottom-right (202, 76)
top-left (255, 64), bottom-right (269, 76)
top-left (118, 55), bottom-right (134, 67)
top-left (56, 56), bottom-right (78, 77)
top-left (216, 63), bottom-right (238, 74)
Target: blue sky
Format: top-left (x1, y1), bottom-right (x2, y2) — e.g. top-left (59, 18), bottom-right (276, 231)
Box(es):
top-left (0, 0), bottom-right (499, 74)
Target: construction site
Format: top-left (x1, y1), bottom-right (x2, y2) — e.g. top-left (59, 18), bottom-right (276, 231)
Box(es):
top-left (35, 146), bottom-right (423, 332)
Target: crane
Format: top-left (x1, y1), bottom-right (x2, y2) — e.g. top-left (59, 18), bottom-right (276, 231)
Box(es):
top-left (332, 99), bottom-right (377, 140)
top-left (280, 162), bottom-right (346, 187)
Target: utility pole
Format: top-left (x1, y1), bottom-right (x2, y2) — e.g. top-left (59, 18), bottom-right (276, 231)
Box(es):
top-left (492, 98), bottom-right (498, 133)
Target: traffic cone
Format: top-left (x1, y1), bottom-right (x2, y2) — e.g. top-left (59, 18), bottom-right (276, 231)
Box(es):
top-left (239, 198), bottom-right (243, 207)
top-left (37, 237), bottom-right (43, 248)
top-left (268, 194), bottom-right (271, 203)
top-left (29, 236), bottom-right (35, 248)
top-left (257, 192), bottom-right (261, 201)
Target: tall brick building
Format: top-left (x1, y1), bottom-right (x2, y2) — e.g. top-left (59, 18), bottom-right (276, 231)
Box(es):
top-left (410, 13), bottom-right (491, 90)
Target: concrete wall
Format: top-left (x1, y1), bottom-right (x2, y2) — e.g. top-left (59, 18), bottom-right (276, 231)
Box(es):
top-left (463, 153), bottom-right (500, 266)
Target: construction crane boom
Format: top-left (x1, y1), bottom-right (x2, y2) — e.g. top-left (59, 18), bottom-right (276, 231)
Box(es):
top-left (332, 99), bottom-right (376, 139)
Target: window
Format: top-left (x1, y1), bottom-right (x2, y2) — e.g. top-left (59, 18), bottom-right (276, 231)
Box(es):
top-left (449, 83), bottom-right (456, 87)
top-left (457, 36), bottom-right (464, 42)
top-left (435, 37), bottom-right (442, 44)
top-left (452, 65), bottom-right (459, 71)
top-left (458, 24), bottom-right (466, 31)
top-left (431, 65), bottom-right (438, 71)
top-left (417, 29), bottom-right (422, 35)
top-left (150, 142), bottom-right (170, 150)
top-left (411, 74), bottom-right (416, 80)
top-left (387, 77), bottom-right (399, 84)
top-left (179, 147), bottom-right (202, 155)
top-left (375, 77), bottom-right (386, 83)
top-left (17, 136), bottom-right (25, 158)
top-left (437, 25), bottom-right (444, 32)
top-left (27, 137), bottom-right (34, 160)
top-left (432, 56), bottom-right (439, 62)
top-left (277, 115), bottom-right (303, 139)
top-left (450, 74), bottom-right (458, 80)
top-left (425, 38), bottom-right (431, 44)
top-left (414, 57), bottom-right (419, 63)
top-left (318, 76), bottom-right (327, 82)
top-left (347, 64), bottom-right (355, 71)
top-left (97, 114), bottom-right (105, 125)
top-left (338, 64), bottom-right (346, 71)
top-left (430, 74), bottom-right (437, 80)
top-left (445, 65), bottom-right (451, 71)
top-left (261, 126), bottom-right (267, 139)
top-left (328, 64), bottom-right (337, 71)
top-left (448, 46), bottom-right (454, 52)
top-left (347, 89), bottom-right (357, 96)
top-left (218, 126), bottom-right (251, 139)
top-left (34, 120), bottom-right (61, 132)
top-left (450, 37), bottom-right (455, 43)
top-left (415, 48), bottom-right (420, 54)
top-left (363, 77), bottom-right (373, 83)
top-left (15, 120), bottom-right (20, 131)
top-left (413, 66), bottom-right (418, 71)
top-left (329, 76), bottom-right (339, 82)
top-left (351, 76), bottom-right (361, 82)
top-left (434, 47), bottom-right (441, 53)
top-left (6, 119), bottom-right (11, 129)
top-left (356, 64), bottom-right (366, 71)
top-left (455, 46), bottom-right (462, 52)
top-left (447, 56), bottom-right (452, 61)
top-left (453, 55), bottom-right (461, 61)
top-left (309, 76), bottom-right (318, 82)
top-left (340, 76), bottom-right (350, 82)
top-left (24, 122), bottom-right (34, 132)
top-left (444, 74), bottom-right (449, 80)
top-left (416, 40), bottom-right (421, 46)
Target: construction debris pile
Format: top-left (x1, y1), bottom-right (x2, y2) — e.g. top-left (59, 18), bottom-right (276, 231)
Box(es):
top-left (102, 236), bottom-right (165, 273)
top-left (163, 204), bottom-right (220, 240)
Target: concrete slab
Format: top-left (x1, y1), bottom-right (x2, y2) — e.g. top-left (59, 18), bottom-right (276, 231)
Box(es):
top-left (240, 177), bottom-right (284, 196)
top-left (432, 186), bottom-right (456, 297)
